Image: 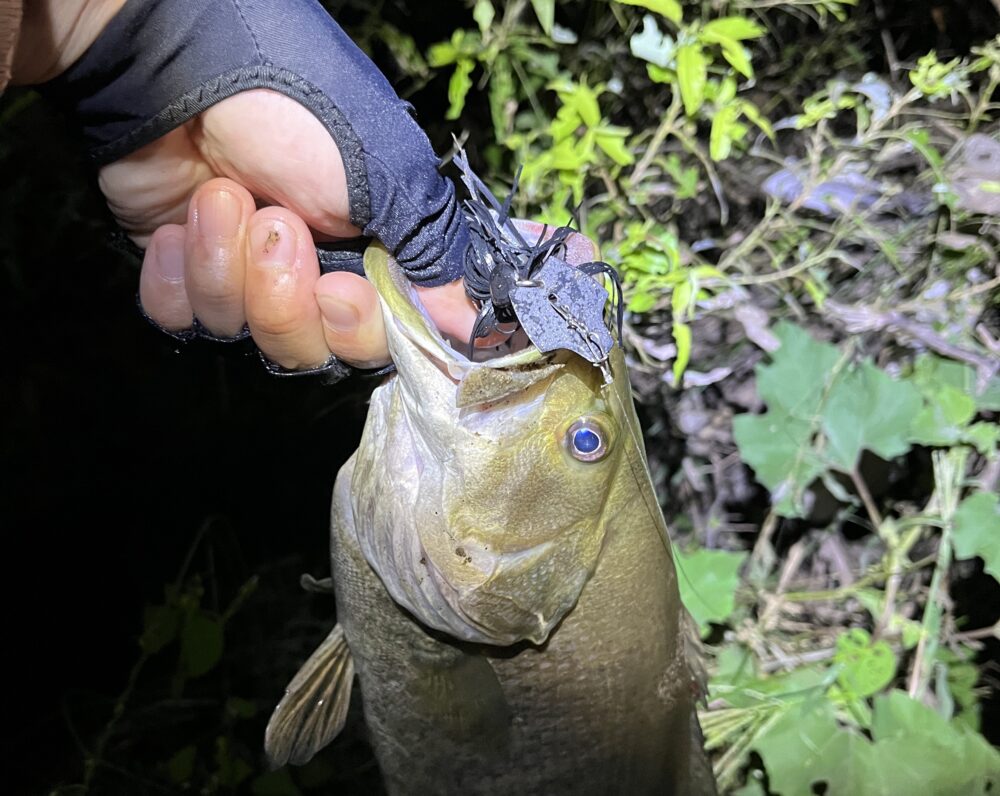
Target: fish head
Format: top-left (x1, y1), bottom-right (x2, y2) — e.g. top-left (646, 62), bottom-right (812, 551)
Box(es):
top-left (441, 349), bottom-right (632, 646)
top-left (356, 226), bottom-right (635, 647)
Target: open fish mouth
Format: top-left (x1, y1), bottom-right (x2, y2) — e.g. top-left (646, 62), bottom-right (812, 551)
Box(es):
top-left (353, 204), bottom-right (623, 647)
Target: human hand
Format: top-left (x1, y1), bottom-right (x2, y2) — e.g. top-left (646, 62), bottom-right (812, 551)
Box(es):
top-left (18, 0), bottom-right (486, 374)
top-left (105, 91), bottom-right (480, 371)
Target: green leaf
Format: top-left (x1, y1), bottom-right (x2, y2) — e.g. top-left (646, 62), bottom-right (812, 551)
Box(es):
top-left (872, 691), bottom-right (1000, 794)
top-left (675, 547), bottom-right (747, 632)
top-left (446, 59), bottom-right (475, 120)
top-left (718, 37), bottom-right (753, 78)
top-left (739, 99), bottom-right (774, 138)
top-left (710, 102), bottom-right (740, 160)
top-left (677, 43), bottom-right (707, 116)
top-left (378, 24), bottom-right (429, 78)
top-left (180, 611), bottom-right (224, 678)
top-left (549, 104), bottom-right (582, 141)
top-left (834, 628), bottom-right (897, 698)
top-left (214, 736), bottom-right (253, 788)
top-left (488, 57), bottom-right (515, 142)
top-left (701, 16), bottom-right (766, 41)
top-left (428, 30), bottom-right (473, 67)
top-left (530, 0), bottom-right (555, 37)
top-left (731, 777), bottom-right (768, 796)
top-left (733, 323), bottom-right (841, 516)
top-left (909, 382), bottom-right (977, 446)
top-left (615, 0), bottom-right (683, 24)
top-left (473, 0), bottom-right (495, 34)
top-left (911, 354), bottom-right (1000, 412)
top-left (647, 64), bottom-right (674, 83)
top-left (427, 41), bottom-right (458, 67)
top-left (733, 412), bottom-right (827, 517)
top-left (734, 322), bottom-right (930, 516)
top-left (672, 321), bottom-right (692, 382)
top-left (822, 361), bottom-right (923, 472)
top-left (754, 697), bottom-right (878, 796)
top-left (141, 604), bottom-right (179, 654)
top-left (562, 82), bottom-right (602, 128)
top-left (252, 769), bottom-right (304, 796)
top-left (962, 422), bottom-right (1000, 456)
top-left (627, 290), bottom-right (657, 313)
top-left (226, 696), bottom-right (258, 719)
top-left (664, 153), bottom-right (699, 198)
top-left (671, 278), bottom-right (694, 318)
top-left (167, 745), bottom-right (197, 785)
top-left (756, 690), bottom-right (1000, 795)
top-left (952, 491), bottom-right (1000, 580)
top-left (594, 129), bottom-right (635, 165)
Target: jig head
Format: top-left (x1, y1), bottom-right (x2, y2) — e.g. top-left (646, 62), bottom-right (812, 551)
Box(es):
top-left (455, 151), bottom-right (623, 382)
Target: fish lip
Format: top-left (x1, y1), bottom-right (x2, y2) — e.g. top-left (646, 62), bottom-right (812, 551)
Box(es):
top-left (376, 243), bottom-right (550, 378)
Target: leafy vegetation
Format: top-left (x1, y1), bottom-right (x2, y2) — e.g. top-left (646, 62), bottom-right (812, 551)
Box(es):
top-left (412, 1), bottom-right (999, 792)
top-left (4, 0), bottom-right (996, 793)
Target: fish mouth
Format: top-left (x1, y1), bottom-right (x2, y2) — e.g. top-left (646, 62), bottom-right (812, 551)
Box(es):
top-left (366, 216), bottom-right (602, 375)
top-left (367, 242), bottom-right (569, 405)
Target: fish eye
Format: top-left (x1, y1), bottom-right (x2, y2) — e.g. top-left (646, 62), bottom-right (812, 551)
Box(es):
top-left (565, 417), bottom-right (610, 462)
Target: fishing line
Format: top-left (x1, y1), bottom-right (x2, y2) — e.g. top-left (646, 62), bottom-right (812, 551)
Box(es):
top-left (603, 360), bottom-right (714, 620)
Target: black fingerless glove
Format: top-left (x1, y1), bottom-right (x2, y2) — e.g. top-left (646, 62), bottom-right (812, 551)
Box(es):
top-left (46, 0), bottom-right (469, 287)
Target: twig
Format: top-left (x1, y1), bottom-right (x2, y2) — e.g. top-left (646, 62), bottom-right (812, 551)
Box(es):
top-left (872, 0), bottom-right (901, 83)
top-left (760, 539), bottom-right (809, 630)
top-left (850, 468), bottom-right (883, 531)
top-left (953, 622), bottom-right (1000, 643)
top-left (750, 510), bottom-right (779, 572)
top-left (630, 93), bottom-right (682, 187)
top-left (951, 274), bottom-right (1000, 302)
top-left (825, 301), bottom-right (1000, 381)
top-left (759, 646), bottom-right (836, 673)
top-left (675, 129), bottom-right (730, 225)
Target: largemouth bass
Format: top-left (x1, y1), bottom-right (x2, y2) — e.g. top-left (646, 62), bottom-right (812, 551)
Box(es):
top-left (266, 223), bottom-right (717, 795)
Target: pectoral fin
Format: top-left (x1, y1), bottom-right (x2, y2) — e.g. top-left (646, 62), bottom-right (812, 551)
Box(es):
top-left (265, 623), bottom-right (354, 768)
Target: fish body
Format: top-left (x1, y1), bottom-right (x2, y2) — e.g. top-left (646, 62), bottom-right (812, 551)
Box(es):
top-left (267, 228), bottom-right (716, 795)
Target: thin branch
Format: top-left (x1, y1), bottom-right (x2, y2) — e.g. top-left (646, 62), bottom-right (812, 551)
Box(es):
top-left (825, 301), bottom-right (999, 379)
top-left (850, 468), bottom-right (883, 530)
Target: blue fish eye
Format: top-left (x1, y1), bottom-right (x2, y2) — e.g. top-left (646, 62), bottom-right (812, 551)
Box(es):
top-left (574, 428), bottom-right (600, 454)
top-left (566, 418), bottom-right (609, 462)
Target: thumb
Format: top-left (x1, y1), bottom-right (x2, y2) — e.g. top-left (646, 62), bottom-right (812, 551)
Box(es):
top-left (315, 272), bottom-right (390, 370)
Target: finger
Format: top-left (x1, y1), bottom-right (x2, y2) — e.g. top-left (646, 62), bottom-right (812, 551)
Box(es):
top-left (315, 272), bottom-right (389, 369)
top-left (415, 280), bottom-right (507, 349)
top-left (185, 177), bottom-right (256, 337)
top-left (139, 224), bottom-right (194, 331)
top-left (245, 207), bottom-right (332, 370)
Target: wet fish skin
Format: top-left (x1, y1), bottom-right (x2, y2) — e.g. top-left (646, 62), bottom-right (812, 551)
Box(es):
top-left (268, 225), bottom-right (717, 794)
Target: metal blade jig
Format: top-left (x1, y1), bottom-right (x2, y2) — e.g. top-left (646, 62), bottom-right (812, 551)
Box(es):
top-left (456, 150), bottom-right (623, 382)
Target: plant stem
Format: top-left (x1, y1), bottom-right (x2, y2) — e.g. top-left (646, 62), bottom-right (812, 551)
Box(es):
top-left (630, 93), bottom-right (682, 186)
top-left (907, 449), bottom-right (966, 699)
top-left (850, 468), bottom-right (883, 530)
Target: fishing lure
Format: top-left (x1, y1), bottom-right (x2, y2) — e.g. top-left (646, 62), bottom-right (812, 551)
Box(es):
top-left (455, 151), bottom-right (624, 383)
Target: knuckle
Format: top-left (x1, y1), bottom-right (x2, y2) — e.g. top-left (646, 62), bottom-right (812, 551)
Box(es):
top-left (247, 297), bottom-right (307, 338)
